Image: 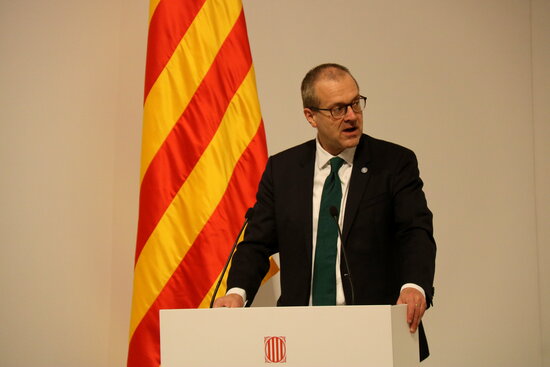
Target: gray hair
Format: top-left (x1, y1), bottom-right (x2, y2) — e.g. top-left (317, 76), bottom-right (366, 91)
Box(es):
top-left (300, 63), bottom-right (359, 108)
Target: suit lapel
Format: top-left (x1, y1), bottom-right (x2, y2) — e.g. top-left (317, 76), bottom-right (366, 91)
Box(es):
top-left (297, 140), bottom-right (316, 264)
top-left (342, 134), bottom-right (372, 243)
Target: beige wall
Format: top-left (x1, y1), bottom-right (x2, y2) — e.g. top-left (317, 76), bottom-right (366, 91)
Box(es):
top-left (533, 0), bottom-right (550, 364)
top-left (0, 0), bottom-right (547, 366)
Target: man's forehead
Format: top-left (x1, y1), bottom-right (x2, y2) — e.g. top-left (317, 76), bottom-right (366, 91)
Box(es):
top-left (315, 75), bottom-right (360, 103)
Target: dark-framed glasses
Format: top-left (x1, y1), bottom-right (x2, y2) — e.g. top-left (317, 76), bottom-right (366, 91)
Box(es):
top-left (308, 95), bottom-right (367, 119)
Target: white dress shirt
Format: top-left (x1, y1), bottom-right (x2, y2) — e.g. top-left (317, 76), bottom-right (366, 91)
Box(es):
top-left (310, 139), bottom-right (355, 305)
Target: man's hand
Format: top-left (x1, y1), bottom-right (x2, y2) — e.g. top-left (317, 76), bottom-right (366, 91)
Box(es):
top-left (396, 287), bottom-right (426, 333)
top-left (212, 294), bottom-right (245, 308)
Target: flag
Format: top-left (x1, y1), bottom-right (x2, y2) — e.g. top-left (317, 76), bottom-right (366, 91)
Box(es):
top-left (127, 0), bottom-right (271, 366)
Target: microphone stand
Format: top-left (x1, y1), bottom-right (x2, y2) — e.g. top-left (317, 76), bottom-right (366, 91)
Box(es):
top-left (209, 208), bottom-right (253, 308)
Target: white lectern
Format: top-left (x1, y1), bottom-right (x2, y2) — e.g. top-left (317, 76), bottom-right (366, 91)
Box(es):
top-left (160, 305), bottom-right (418, 367)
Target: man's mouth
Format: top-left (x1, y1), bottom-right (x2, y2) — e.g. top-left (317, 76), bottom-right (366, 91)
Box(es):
top-left (343, 126), bottom-right (357, 133)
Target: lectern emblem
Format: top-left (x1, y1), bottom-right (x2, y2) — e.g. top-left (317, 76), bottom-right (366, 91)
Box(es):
top-left (264, 336), bottom-right (287, 363)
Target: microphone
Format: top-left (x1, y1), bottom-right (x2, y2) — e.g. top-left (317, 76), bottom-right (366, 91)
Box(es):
top-left (209, 207), bottom-right (254, 308)
top-left (329, 206), bottom-right (355, 305)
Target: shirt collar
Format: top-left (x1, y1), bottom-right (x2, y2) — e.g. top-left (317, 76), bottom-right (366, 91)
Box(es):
top-left (315, 138), bottom-right (356, 170)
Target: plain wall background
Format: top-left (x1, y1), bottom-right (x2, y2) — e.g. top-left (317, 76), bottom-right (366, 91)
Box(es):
top-left (0, 0), bottom-right (548, 366)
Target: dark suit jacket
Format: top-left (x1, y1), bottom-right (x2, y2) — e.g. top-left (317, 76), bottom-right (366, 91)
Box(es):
top-left (228, 134), bottom-right (436, 360)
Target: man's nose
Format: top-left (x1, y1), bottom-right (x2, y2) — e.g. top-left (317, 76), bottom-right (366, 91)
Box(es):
top-left (343, 105), bottom-right (358, 120)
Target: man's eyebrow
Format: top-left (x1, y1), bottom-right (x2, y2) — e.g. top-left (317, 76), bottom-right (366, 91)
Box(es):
top-left (329, 95), bottom-right (361, 107)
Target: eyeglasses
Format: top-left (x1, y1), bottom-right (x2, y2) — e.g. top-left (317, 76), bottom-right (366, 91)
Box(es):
top-left (308, 95), bottom-right (367, 119)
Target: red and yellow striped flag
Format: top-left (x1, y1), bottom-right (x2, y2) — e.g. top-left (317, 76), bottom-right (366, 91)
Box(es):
top-left (127, 1), bottom-right (270, 366)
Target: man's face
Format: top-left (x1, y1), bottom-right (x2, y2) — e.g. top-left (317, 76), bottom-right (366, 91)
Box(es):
top-left (304, 73), bottom-right (363, 155)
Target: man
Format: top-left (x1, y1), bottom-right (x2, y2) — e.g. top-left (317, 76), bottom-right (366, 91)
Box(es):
top-left (214, 63), bottom-right (436, 361)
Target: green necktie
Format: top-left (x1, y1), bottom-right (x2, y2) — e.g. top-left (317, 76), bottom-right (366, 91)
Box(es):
top-left (312, 157), bottom-right (345, 306)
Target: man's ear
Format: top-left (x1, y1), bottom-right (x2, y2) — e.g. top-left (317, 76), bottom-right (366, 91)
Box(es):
top-left (303, 108), bottom-right (317, 128)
